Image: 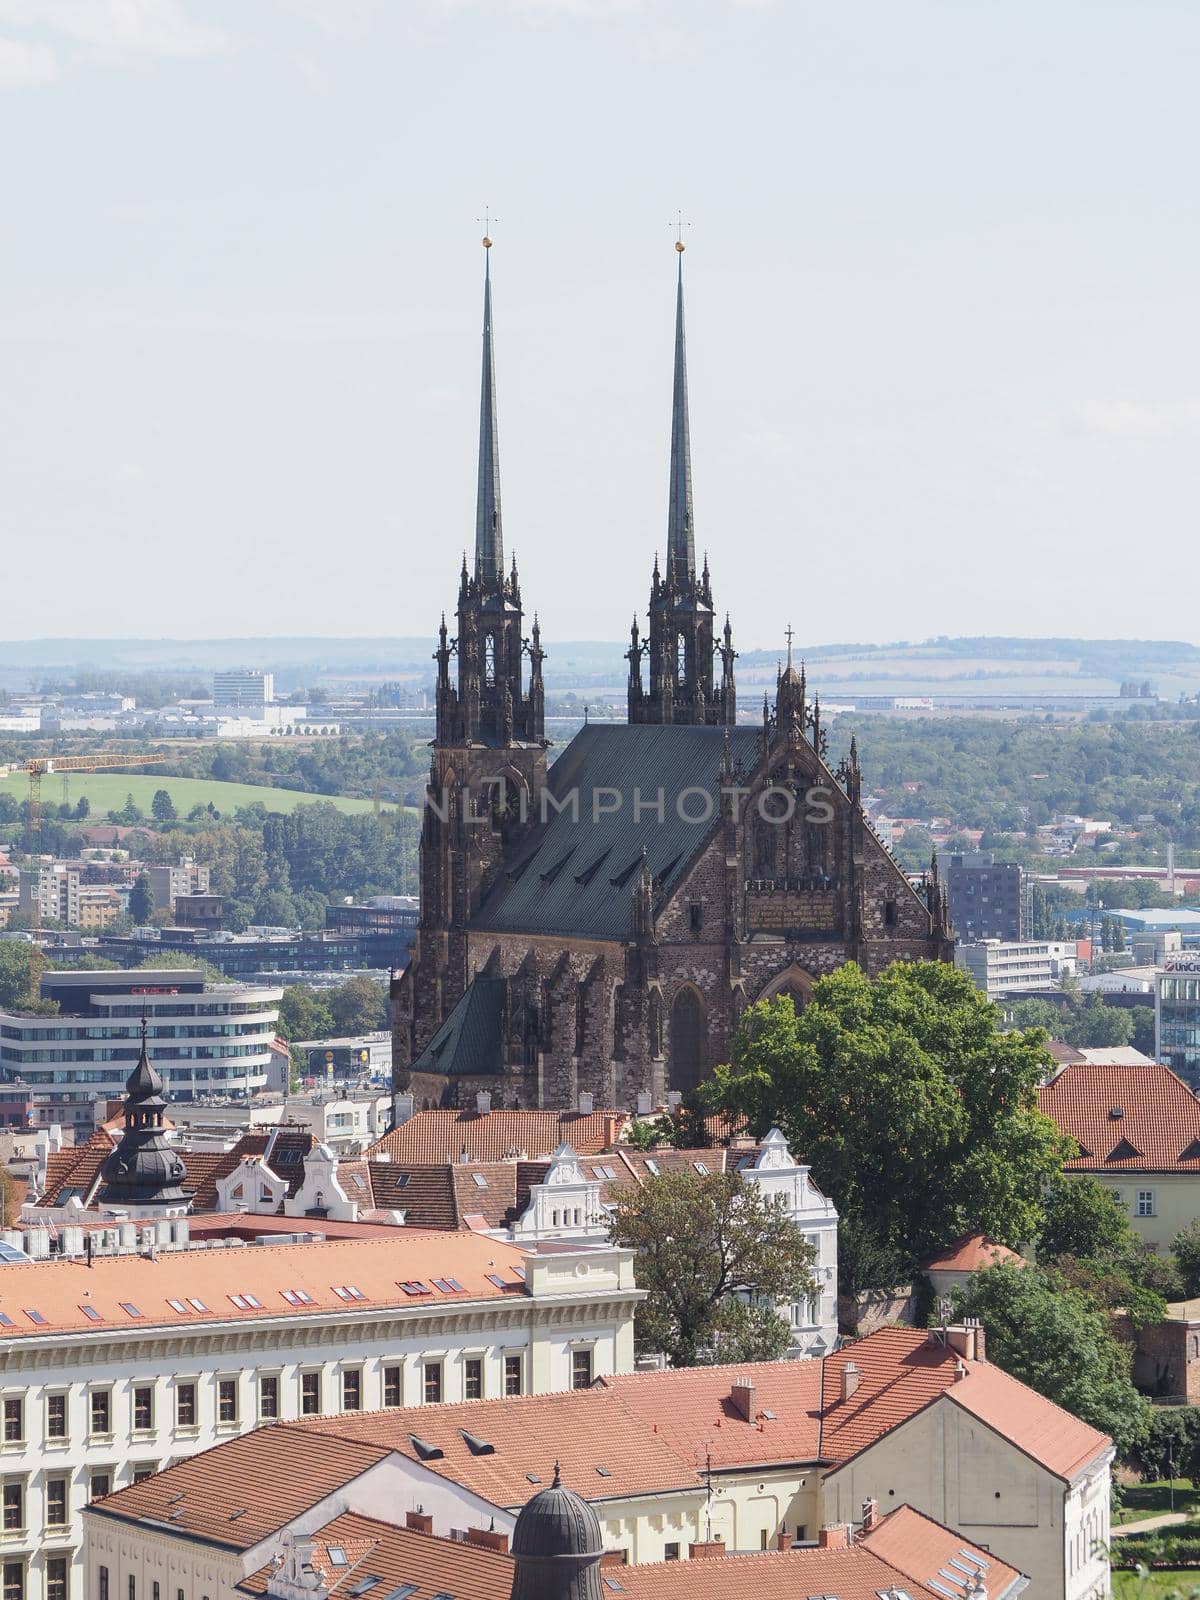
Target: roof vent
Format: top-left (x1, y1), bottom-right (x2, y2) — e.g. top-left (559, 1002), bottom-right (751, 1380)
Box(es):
top-left (409, 1435), bottom-right (445, 1461)
top-left (1108, 1107), bottom-right (1124, 1120)
top-left (460, 1430), bottom-right (495, 1456)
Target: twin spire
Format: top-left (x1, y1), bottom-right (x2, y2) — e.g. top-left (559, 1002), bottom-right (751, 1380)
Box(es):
top-left (666, 241), bottom-right (695, 590)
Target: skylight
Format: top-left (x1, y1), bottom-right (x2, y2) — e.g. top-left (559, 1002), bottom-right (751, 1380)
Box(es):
top-left (328, 1546), bottom-right (348, 1566)
top-left (187, 1298), bottom-right (209, 1313)
top-left (693, 1161), bottom-right (709, 1175)
top-left (167, 1299), bottom-right (188, 1314)
top-left (383, 1587), bottom-right (418, 1600)
top-left (0, 1313), bottom-right (12, 1327)
top-left (603, 1579), bottom-right (624, 1593)
top-left (24, 1308), bottom-right (45, 1325)
top-left (119, 1303), bottom-right (143, 1318)
top-left (472, 1172), bottom-right (488, 1188)
top-left (645, 1160), bottom-right (659, 1175)
top-left (349, 1580), bottom-right (382, 1596)
top-left (332, 1284), bottom-right (366, 1301)
top-left (399, 1280), bottom-right (432, 1296)
top-left (79, 1305), bottom-right (101, 1322)
top-left (486, 1274), bottom-right (508, 1289)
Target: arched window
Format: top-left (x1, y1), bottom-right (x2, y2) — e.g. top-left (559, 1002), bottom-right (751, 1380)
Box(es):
top-left (484, 635), bottom-right (497, 684)
top-left (669, 988), bottom-right (706, 1094)
top-left (675, 632), bottom-right (686, 683)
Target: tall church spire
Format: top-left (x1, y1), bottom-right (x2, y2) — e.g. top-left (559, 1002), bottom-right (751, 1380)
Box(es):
top-left (475, 237), bottom-right (503, 587)
top-left (666, 240), bottom-right (694, 590)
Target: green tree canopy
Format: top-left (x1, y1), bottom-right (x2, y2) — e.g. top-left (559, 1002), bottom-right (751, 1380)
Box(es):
top-left (703, 961), bottom-right (1070, 1294)
top-left (955, 1261), bottom-right (1150, 1455)
top-left (151, 788), bottom-right (178, 824)
top-left (1173, 1219), bottom-right (1200, 1298)
top-left (609, 1170), bottom-right (817, 1367)
top-left (277, 985), bottom-right (335, 1043)
top-left (128, 872), bottom-right (154, 924)
top-left (1038, 1175), bottom-right (1133, 1262)
top-left (328, 975), bottom-right (389, 1037)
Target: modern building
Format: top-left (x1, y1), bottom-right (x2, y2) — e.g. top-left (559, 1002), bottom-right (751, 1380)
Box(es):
top-left (98, 926), bottom-right (411, 980)
top-left (1157, 955), bottom-right (1200, 1086)
top-left (1037, 1060), bottom-right (1200, 1252)
top-left (18, 866), bottom-right (80, 928)
top-left (955, 939), bottom-right (1076, 998)
top-left (212, 669), bottom-right (274, 709)
top-left (946, 852), bottom-right (1024, 943)
top-left (146, 860), bottom-right (211, 916)
top-left (0, 969), bottom-right (282, 1128)
top-left (83, 1325), bottom-right (1107, 1600)
top-left (0, 1223), bottom-right (639, 1598)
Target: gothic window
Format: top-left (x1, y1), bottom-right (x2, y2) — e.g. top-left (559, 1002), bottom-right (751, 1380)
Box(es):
top-left (669, 988), bottom-right (706, 1095)
top-left (611, 984), bottom-right (625, 1061)
top-left (648, 991), bottom-right (663, 1059)
top-left (575, 983), bottom-right (588, 1057)
top-left (675, 632), bottom-right (686, 684)
top-left (484, 635), bottom-right (497, 684)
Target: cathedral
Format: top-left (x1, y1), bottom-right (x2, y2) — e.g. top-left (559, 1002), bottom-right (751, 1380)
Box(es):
top-left (391, 240), bottom-right (953, 1113)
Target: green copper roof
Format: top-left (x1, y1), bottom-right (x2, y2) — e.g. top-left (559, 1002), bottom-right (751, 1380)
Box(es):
top-left (411, 976), bottom-right (506, 1078)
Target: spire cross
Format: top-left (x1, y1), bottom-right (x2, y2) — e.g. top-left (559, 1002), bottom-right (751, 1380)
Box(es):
top-left (671, 209), bottom-right (689, 252)
top-left (785, 624), bottom-right (794, 668)
top-left (477, 207), bottom-right (497, 247)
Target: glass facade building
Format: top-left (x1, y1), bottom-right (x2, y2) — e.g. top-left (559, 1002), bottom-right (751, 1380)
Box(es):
top-left (1158, 961), bottom-right (1200, 1088)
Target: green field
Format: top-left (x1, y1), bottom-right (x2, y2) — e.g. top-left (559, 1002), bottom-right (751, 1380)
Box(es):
top-left (0, 770), bottom-right (394, 820)
top-left (1113, 1569), bottom-right (1200, 1599)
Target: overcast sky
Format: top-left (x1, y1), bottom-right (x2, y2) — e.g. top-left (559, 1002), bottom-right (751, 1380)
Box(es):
top-left (2, 0), bottom-right (1199, 650)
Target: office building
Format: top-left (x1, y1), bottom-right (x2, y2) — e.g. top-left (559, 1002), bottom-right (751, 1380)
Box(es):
top-left (946, 852), bottom-right (1024, 942)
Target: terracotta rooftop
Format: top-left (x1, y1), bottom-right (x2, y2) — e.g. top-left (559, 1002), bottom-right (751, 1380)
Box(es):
top-left (822, 1327), bottom-right (1109, 1482)
top-left (368, 1109), bottom-right (626, 1164)
top-left (859, 1505), bottom-right (1023, 1600)
top-left (239, 1510), bottom-right (513, 1599)
top-left (0, 1231), bottom-right (532, 1339)
top-left (921, 1233), bottom-right (1025, 1272)
top-left (92, 1425), bottom-right (390, 1551)
top-left (1037, 1062), bottom-right (1200, 1173)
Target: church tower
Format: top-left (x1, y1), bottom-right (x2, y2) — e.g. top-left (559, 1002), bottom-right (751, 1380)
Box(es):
top-left (398, 237), bottom-right (548, 1069)
top-left (628, 241), bottom-right (736, 726)
top-left (97, 1017), bottom-right (189, 1215)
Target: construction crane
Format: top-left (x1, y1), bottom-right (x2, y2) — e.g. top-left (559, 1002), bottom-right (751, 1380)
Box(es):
top-left (21, 754), bottom-right (174, 989)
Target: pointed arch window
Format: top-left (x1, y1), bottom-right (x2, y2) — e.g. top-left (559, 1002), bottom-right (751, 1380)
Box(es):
top-left (675, 633), bottom-right (686, 684)
top-left (484, 635), bottom-right (497, 684)
top-left (669, 988), bottom-right (706, 1095)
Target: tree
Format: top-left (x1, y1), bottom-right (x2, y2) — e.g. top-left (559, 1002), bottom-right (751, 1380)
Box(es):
top-left (609, 1170), bottom-right (818, 1367)
top-left (704, 962), bottom-right (1070, 1295)
top-left (328, 976), bottom-right (389, 1037)
top-left (956, 1262), bottom-right (1150, 1455)
top-left (0, 943), bottom-right (37, 1010)
top-left (1068, 996), bottom-right (1134, 1050)
top-left (1173, 1219), bottom-right (1200, 1297)
top-left (277, 985), bottom-right (334, 1043)
top-left (128, 872), bottom-right (154, 924)
top-left (151, 789), bottom-right (177, 825)
top-left (0, 1169), bottom-right (17, 1229)
top-left (1038, 1176), bottom-right (1133, 1262)
top-left (73, 796), bottom-right (90, 821)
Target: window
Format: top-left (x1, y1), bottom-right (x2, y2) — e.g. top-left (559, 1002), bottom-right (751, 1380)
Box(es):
top-left (1, 1400), bottom-right (20, 1444)
top-left (465, 1358), bottom-right (483, 1400)
top-left (175, 1384), bottom-right (197, 1429)
top-left (504, 1356), bottom-right (523, 1397)
top-left (342, 1370), bottom-right (362, 1412)
top-left (99, 1572), bottom-right (109, 1600)
top-left (3, 1565), bottom-right (22, 1600)
top-left (46, 1394), bottom-right (67, 1441)
top-left (572, 1349), bottom-right (593, 1390)
top-left (217, 1380), bottom-right (238, 1424)
top-left (46, 1478), bottom-right (67, 1527)
top-left (664, 1543), bottom-right (680, 1561)
top-left (301, 1372), bottom-right (321, 1416)
top-left (259, 1375), bottom-right (279, 1421)
top-left (383, 1366), bottom-right (402, 1408)
top-left (46, 1559), bottom-right (68, 1600)
top-left (2, 1482), bottom-right (21, 1531)
top-left (129, 1578), bottom-right (136, 1600)
top-left (423, 1362), bottom-right (443, 1405)
top-left (90, 1472), bottom-right (111, 1502)
top-left (90, 1390), bottom-right (112, 1436)
top-left (133, 1386), bottom-right (154, 1431)
top-left (1138, 1190), bottom-right (1156, 1217)
top-left (132, 1465), bottom-right (155, 1485)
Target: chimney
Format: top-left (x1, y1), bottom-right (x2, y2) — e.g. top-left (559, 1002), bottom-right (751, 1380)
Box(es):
top-left (636, 1091), bottom-right (652, 1115)
top-left (476, 1090), bottom-right (492, 1115)
top-left (730, 1378), bottom-right (756, 1421)
top-left (966, 1315), bottom-right (986, 1362)
top-left (578, 1090), bottom-right (594, 1115)
top-left (394, 1092), bottom-right (415, 1125)
top-left (944, 1324), bottom-right (977, 1362)
top-left (777, 1532), bottom-right (793, 1552)
top-left (840, 1361), bottom-right (860, 1402)
top-left (406, 1510), bottom-right (433, 1535)
top-left (688, 1540), bottom-right (726, 1560)
top-left (861, 1498), bottom-right (879, 1533)
top-left (954, 1359), bottom-right (968, 1382)
top-left (819, 1525), bottom-right (851, 1551)
top-left (599, 1552), bottom-right (627, 1569)
top-left (466, 1527), bottom-right (509, 1553)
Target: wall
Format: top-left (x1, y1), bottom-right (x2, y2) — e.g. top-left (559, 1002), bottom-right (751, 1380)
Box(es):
top-left (1083, 1171), bottom-right (1200, 1254)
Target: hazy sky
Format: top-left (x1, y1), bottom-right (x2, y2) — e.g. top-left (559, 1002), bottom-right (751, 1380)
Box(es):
top-left (3, 0), bottom-right (1199, 651)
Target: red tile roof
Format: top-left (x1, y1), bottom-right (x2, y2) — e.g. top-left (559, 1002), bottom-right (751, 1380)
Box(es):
top-left (0, 1231), bottom-right (532, 1339)
top-left (1037, 1062), bottom-right (1200, 1173)
top-left (600, 1358), bottom-right (822, 1471)
top-left (239, 1511), bottom-right (513, 1599)
top-left (822, 1327), bottom-right (1110, 1481)
top-left (921, 1234), bottom-right (1025, 1272)
top-left (859, 1505), bottom-right (1022, 1600)
top-left (92, 1424), bottom-right (390, 1550)
top-left (369, 1109), bottom-right (626, 1164)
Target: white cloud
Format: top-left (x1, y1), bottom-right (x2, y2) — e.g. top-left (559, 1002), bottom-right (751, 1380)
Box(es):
top-left (0, 31), bottom-right (55, 83)
top-left (0, 0), bottom-right (228, 59)
top-left (1078, 399), bottom-right (1200, 440)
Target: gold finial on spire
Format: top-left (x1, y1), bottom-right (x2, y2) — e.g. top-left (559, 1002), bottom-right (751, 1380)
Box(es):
top-left (672, 208), bottom-right (689, 253)
top-left (478, 206), bottom-right (496, 249)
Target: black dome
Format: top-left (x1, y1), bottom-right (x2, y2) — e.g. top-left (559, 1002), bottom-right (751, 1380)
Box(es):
top-left (510, 1467), bottom-right (603, 1600)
